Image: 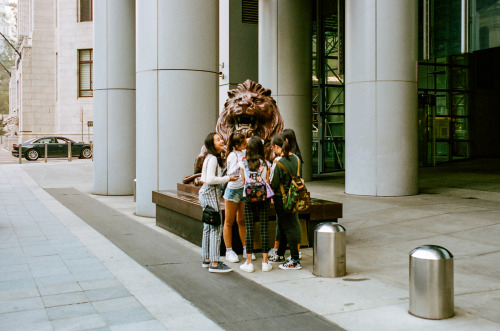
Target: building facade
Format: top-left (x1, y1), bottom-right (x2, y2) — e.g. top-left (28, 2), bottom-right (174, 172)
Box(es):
top-left (94, 0), bottom-right (500, 217)
top-left (8, 0), bottom-right (93, 146)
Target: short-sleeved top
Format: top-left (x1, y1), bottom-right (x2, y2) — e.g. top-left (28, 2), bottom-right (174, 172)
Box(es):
top-left (270, 154), bottom-right (301, 197)
top-left (226, 150), bottom-right (245, 190)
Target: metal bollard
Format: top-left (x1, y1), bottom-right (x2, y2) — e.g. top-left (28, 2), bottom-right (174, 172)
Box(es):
top-left (67, 141), bottom-right (72, 162)
top-left (409, 245), bottom-right (454, 320)
top-left (18, 145), bottom-right (22, 164)
top-left (133, 179), bottom-right (137, 202)
top-left (44, 142), bottom-right (48, 163)
top-left (313, 222), bottom-right (346, 277)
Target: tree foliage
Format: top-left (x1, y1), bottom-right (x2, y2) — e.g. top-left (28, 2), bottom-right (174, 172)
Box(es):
top-left (0, 2), bottom-right (18, 115)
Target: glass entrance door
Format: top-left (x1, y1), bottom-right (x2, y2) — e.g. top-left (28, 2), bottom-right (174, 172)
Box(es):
top-left (312, 0), bottom-right (345, 174)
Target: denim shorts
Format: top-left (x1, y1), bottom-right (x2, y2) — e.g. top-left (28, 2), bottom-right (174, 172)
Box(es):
top-left (223, 187), bottom-right (244, 203)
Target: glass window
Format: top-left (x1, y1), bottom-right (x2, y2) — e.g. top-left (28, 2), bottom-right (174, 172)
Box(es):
top-left (79, 0), bottom-right (93, 22)
top-left (79, 49), bottom-right (93, 97)
top-left (470, 0), bottom-right (500, 51)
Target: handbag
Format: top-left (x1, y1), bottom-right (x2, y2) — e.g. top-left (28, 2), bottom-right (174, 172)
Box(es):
top-left (265, 182), bottom-right (274, 199)
top-left (202, 205), bottom-right (221, 226)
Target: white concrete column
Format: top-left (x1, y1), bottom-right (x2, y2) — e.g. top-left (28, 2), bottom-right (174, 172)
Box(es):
top-left (136, 0), bottom-right (219, 216)
top-left (345, 0), bottom-right (418, 196)
top-left (258, 0), bottom-right (312, 180)
top-left (219, 0), bottom-right (258, 113)
top-left (93, 0), bottom-right (136, 195)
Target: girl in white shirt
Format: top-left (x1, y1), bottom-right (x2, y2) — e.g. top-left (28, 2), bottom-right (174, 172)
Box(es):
top-left (199, 132), bottom-right (237, 273)
top-left (223, 132), bottom-right (251, 263)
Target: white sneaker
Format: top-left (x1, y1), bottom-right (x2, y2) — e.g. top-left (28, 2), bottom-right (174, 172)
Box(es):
top-left (243, 248), bottom-right (256, 260)
top-left (268, 248), bottom-right (277, 256)
top-left (240, 261), bottom-right (254, 273)
top-left (225, 250), bottom-right (239, 263)
top-left (262, 262), bottom-right (272, 272)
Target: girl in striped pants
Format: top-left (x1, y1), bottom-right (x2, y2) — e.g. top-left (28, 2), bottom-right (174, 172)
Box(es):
top-left (199, 132), bottom-right (237, 273)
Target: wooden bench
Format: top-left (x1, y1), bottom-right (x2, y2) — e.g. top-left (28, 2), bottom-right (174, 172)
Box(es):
top-left (153, 183), bottom-right (342, 254)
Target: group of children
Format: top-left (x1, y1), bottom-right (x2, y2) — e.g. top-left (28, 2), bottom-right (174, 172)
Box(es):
top-left (199, 129), bottom-right (303, 273)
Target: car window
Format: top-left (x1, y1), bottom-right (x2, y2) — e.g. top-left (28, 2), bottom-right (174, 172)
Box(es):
top-left (37, 138), bottom-right (53, 144)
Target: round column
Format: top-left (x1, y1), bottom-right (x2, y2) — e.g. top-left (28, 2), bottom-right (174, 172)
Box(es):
top-left (345, 0), bottom-right (418, 196)
top-left (93, 0), bottom-right (136, 195)
top-left (136, 0), bottom-right (219, 216)
top-left (259, 0), bottom-right (312, 181)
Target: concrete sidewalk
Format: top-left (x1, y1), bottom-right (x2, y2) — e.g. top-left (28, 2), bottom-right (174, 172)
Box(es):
top-left (1, 154), bottom-right (500, 330)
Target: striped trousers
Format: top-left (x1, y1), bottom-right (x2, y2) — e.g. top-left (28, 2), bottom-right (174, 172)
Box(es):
top-left (199, 184), bottom-right (222, 262)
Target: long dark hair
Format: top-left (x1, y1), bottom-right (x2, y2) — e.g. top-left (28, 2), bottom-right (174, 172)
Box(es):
top-left (283, 128), bottom-right (303, 162)
top-left (204, 132), bottom-right (224, 168)
top-left (271, 134), bottom-right (291, 161)
top-left (246, 136), bottom-right (266, 171)
top-left (226, 132), bottom-right (246, 154)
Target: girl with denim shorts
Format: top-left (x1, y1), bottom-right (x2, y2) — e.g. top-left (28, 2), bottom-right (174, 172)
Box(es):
top-left (223, 132), bottom-right (254, 262)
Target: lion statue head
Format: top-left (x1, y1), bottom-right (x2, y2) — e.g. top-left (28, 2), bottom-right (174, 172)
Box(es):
top-left (216, 79), bottom-right (283, 142)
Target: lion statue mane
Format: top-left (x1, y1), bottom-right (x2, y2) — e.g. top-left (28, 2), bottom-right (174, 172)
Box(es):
top-left (216, 79), bottom-right (283, 143)
top-left (183, 79), bottom-right (283, 185)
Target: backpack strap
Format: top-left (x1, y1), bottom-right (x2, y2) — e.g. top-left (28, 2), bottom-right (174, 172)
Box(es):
top-left (294, 154), bottom-right (301, 177)
top-left (274, 159), bottom-right (292, 197)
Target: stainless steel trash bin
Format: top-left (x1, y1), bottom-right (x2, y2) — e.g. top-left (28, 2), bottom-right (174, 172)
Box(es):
top-left (409, 245), bottom-right (454, 319)
top-left (313, 222), bottom-right (346, 277)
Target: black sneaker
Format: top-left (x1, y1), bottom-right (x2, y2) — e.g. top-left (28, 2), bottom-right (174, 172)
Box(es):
top-left (202, 260), bottom-right (210, 268)
top-left (208, 262), bottom-right (233, 273)
top-left (269, 255), bottom-right (285, 263)
top-left (279, 260), bottom-right (302, 270)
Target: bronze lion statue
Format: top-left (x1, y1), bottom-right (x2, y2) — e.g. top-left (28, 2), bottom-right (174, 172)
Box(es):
top-left (183, 79), bottom-right (284, 185)
top-left (216, 79), bottom-right (283, 142)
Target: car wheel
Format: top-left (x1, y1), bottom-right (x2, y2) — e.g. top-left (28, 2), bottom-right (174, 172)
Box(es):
top-left (26, 149), bottom-right (39, 161)
top-left (81, 147), bottom-right (92, 159)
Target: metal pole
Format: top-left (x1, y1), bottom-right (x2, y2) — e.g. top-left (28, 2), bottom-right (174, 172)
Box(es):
top-left (461, 0), bottom-right (469, 54)
top-left (18, 144), bottom-right (22, 164)
top-left (423, 0), bottom-right (430, 60)
top-left (91, 142), bottom-right (93, 161)
top-left (68, 141), bottom-right (72, 162)
top-left (44, 142), bottom-right (48, 163)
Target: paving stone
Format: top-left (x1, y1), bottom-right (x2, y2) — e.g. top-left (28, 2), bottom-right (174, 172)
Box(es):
top-left (73, 269), bottom-right (115, 282)
top-left (101, 307), bottom-right (154, 326)
top-left (38, 282), bottom-right (83, 296)
top-left (85, 286), bottom-right (131, 302)
top-left (50, 313), bottom-right (107, 331)
top-left (0, 269), bottom-right (33, 282)
top-left (0, 308), bottom-right (50, 329)
top-left (68, 262), bottom-right (107, 275)
top-left (42, 291), bottom-right (89, 308)
top-left (30, 263), bottom-right (71, 278)
top-left (91, 296), bottom-right (143, 314)
top-left (35, 274), bottom-right (77, 287)
top-left (0, 288), bottom-right (40, 302)
top-left (0, 296), bottom-right (44, 314)
top-left (47, 302), bottom-right (97, 320)
top-left (78, 278), bottom-right (122, 291)
top-left (0, 278), bottom-right (37, 292)
top-left (64, 256), bottom-right (100, 267)
top-left (109, 319), bottom-right (167, 331)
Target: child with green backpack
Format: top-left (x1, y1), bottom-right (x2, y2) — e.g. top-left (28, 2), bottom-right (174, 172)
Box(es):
top-left (269, 134), bottom-right (303, 269)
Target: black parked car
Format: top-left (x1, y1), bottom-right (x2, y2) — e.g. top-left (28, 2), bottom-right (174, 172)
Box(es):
top-left (12, 137), bottom-right (92, 161)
